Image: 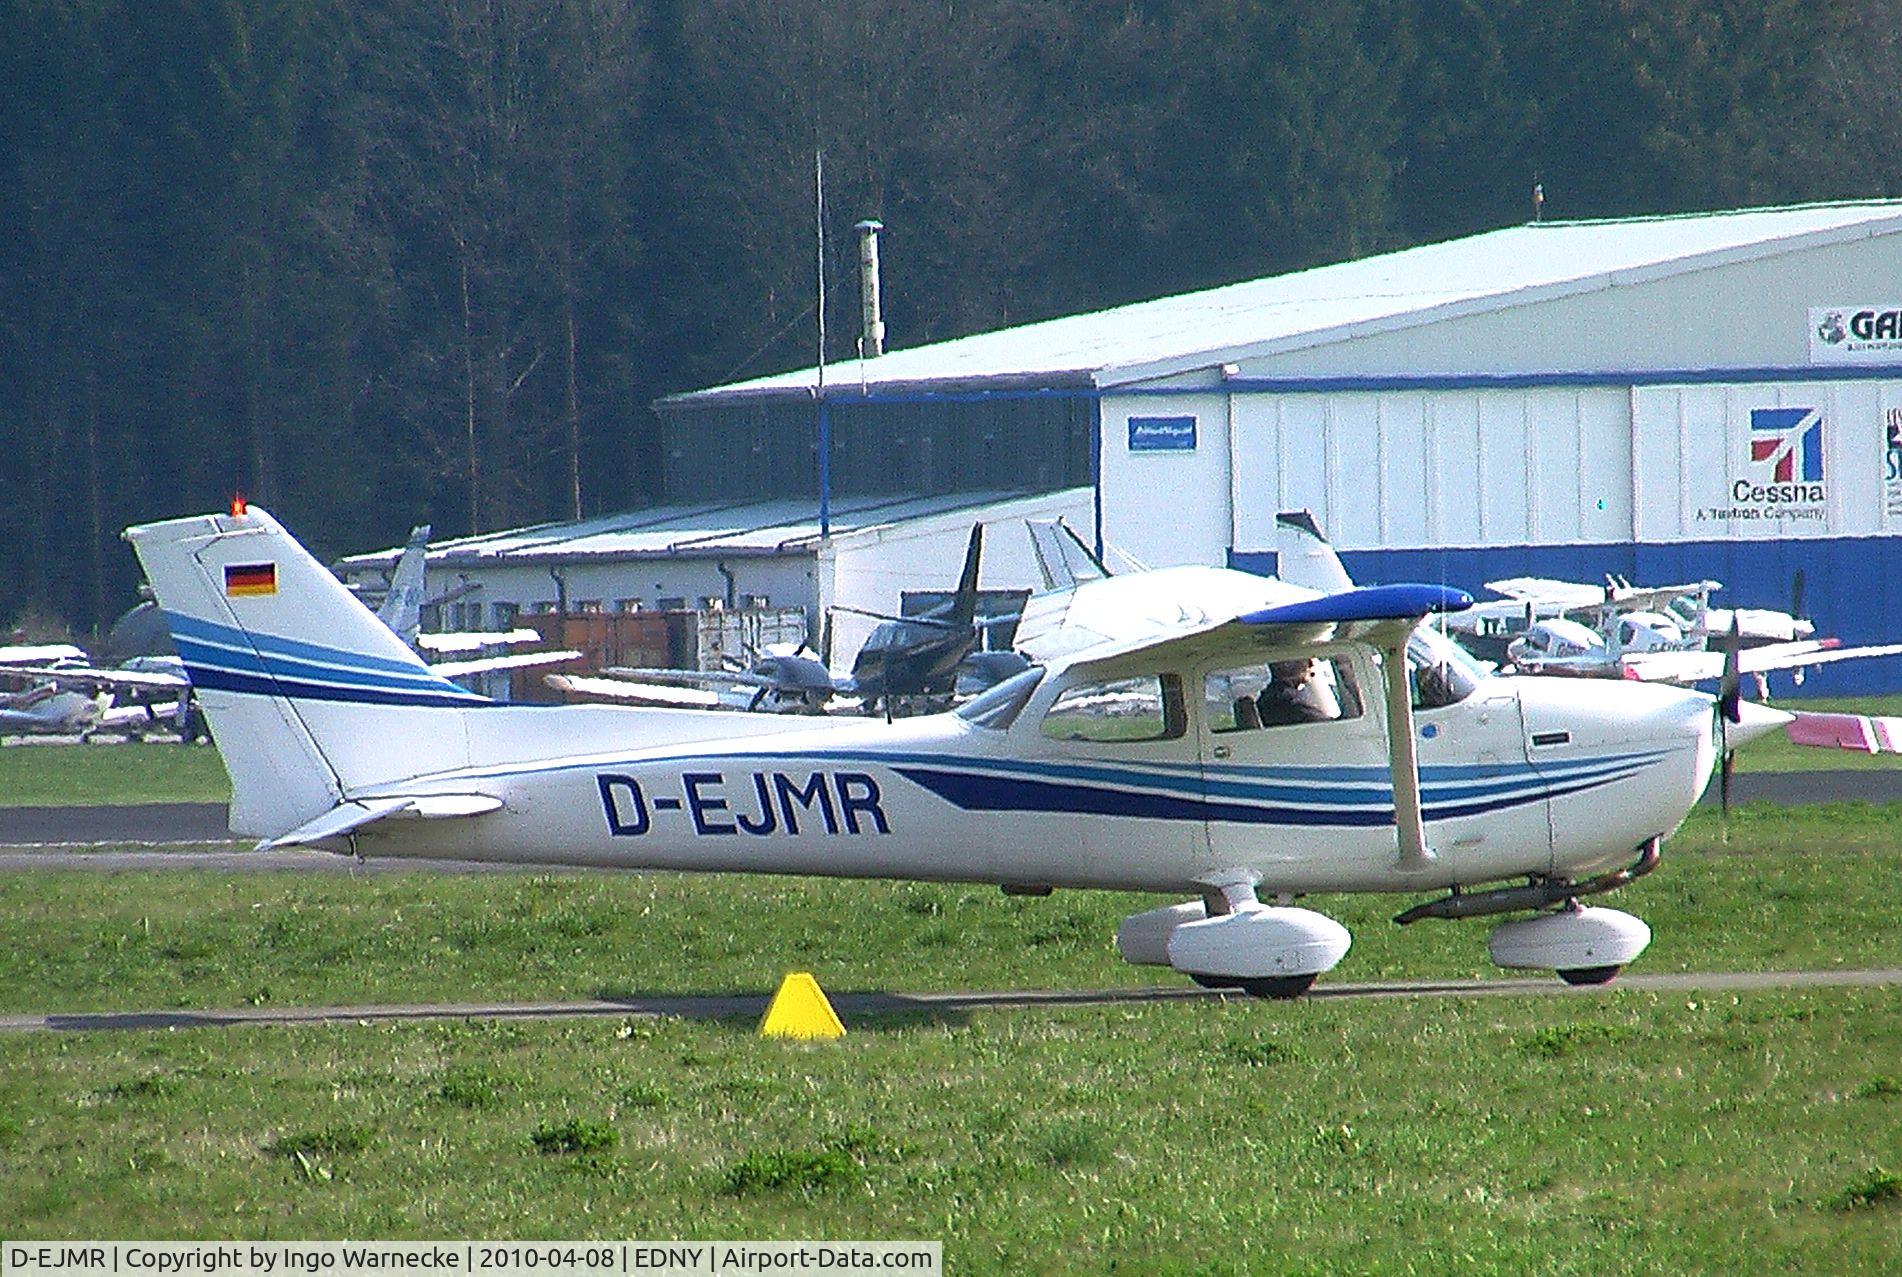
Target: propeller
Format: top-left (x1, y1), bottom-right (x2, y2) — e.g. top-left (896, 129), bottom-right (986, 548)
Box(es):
top-left (1790, 568), bottom-right (1807, 627)
top-left (1716, 614), bottom-right (1743, 819)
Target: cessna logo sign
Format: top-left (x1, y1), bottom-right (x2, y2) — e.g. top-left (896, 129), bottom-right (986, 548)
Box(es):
top-left (1886, 409), bottom-right (1902, 519)
top-left (1698, 406), bottom-right (1827, 525)
top-left (1810, 306), bottom-right (1902, 363)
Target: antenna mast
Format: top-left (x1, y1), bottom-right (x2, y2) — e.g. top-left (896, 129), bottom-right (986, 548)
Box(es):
top-left (815, 148), bottom-right (831, 538)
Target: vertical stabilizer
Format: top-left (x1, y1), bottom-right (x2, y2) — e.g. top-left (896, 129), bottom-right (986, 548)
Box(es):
top-left (946, 523), bottom-right (984, 630)
top-left (1273, 510), bottom-right (1355, 594)
top-left (376, 524), bottom-right (432, 644)
top-left (124, 508), bottom-right (487, 838)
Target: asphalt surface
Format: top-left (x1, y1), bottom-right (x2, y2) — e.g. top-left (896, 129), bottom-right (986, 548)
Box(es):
top-left (0, 967), bottom-right (1896, 1034)
top-left (0, 801), bottom-right (235, 847)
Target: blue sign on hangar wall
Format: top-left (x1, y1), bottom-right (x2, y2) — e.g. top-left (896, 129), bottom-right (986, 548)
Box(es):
top-left (1128, 415), bottom-right (1197, 452)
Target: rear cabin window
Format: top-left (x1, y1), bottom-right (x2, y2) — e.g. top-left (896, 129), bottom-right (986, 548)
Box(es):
top-left (1040, 675), bottom-right (1184, 743)
top-left (1205, 656), bottom-right (1364, 732)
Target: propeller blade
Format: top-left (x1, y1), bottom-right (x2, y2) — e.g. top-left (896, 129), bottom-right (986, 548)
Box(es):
top-left (1790, 568), bottom-right (1807, 623)
top-left (1719, 737), bottom-right (1734, 819)
top-left (1719, 616), bottom-right (1743, 724)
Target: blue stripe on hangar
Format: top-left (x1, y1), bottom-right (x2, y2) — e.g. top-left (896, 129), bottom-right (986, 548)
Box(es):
top-left (1231, 536), bottom-right (1902, 696)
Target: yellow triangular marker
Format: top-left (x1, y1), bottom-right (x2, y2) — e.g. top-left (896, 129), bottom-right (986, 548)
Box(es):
top-left (759, 971), bottom-right (846, 1040)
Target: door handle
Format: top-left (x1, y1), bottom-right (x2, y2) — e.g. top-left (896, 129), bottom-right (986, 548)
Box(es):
top-left (1212, 744), bottom-right (1232, 759)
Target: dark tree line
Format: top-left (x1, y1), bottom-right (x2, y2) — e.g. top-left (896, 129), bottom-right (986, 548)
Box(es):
top-left (0, 0), bottom-right (1887, 637)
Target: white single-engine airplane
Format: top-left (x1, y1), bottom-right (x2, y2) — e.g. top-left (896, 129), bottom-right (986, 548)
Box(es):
top-left (128, 507), bottom-right (1796, 996)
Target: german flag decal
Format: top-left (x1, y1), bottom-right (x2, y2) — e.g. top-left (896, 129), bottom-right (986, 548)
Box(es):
top-left (224, 562), bottom-right (278, 597)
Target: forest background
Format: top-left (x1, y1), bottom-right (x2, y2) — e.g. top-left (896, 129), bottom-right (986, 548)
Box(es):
top-left (6, 0), bottom-right (1901, 637)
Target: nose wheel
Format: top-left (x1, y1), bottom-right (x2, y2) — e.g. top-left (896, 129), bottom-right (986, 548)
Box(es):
top-left (1556, 964), bottom-right (1624, 987)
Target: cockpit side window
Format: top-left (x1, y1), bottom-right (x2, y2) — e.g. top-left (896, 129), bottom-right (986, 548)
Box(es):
top-left (1407, 630), bottom-right (1483, 709)
top-left (1040, 674), bottom-right (1185, 743)
top-left (1205, 656), bottom-right (1363, 732)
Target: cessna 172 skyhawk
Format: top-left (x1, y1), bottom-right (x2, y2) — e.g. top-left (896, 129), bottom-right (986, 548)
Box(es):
top-left (126, 506), bottom-right (1794, 996)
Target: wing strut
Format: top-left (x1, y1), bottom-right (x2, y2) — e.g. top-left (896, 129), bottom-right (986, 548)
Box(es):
top-left (1374, 629), bottom-right (1435, 872)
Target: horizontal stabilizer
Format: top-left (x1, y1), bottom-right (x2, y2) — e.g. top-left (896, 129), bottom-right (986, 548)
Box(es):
top-left (259, 793), bottom-right (503, 850)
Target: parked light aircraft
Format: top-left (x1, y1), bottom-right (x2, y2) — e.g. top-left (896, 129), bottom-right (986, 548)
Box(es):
top-left (0, 639), bottom-right (201, 741)
top-left (1457, 573), bottom-right (1815, 663)
top-left (562, 524), bottom-right (1010, 717)
top-left (1501, 616), bottom-right (1902, 686)
top-left (127, 506), bottom-right (1803, 996)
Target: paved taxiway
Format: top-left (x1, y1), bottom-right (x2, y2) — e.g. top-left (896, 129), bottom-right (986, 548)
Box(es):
top-left (1, 968), bottom-right (1897, 1035)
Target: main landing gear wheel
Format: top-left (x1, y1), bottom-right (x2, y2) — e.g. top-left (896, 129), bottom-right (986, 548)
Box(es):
top-left (1239, 973), bottom-right (1318, 1000)
top-left (1189, 974), bottom-right (1241, 990)
top-left (1557, 965), bottom-right (1623, 987)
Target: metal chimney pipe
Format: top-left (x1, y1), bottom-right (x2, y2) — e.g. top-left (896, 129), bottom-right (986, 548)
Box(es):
top-left (855, 219), bottom-right (885, 357)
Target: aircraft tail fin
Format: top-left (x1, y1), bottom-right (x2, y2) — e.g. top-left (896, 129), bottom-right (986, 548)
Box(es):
top-left (375, 524), bottom-right (432, 644)
top-left (1273, 510), bottom-right (1355, 593)
top-left (947, 523), bottom-right (984, 629)
top-left (123, 508), bottom-right (489, 838)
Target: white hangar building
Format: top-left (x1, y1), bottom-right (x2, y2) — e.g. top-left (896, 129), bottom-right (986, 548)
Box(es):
top-left (337, 488), bottom-right (1095, 671)
top-left (671, 201), bottom-right (1902, 691)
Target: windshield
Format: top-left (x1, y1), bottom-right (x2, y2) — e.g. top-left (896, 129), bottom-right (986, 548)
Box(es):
top-left (955, 666), bottom-right (1044, 730)
top-left (1409, 628), bottom-right (1486, 708)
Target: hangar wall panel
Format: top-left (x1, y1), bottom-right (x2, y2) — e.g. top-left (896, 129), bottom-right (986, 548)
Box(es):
top-left (1198, 387), bottom-right (1631, 562)
top-left (1099, 394), bottom-right (1234, 568)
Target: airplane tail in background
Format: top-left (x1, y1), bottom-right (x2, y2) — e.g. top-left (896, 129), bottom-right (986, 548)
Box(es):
top-left (375, 523), bottom-right (432, 644)
top-left (947, 523), bottom-right (985, 630)
top-left (124, 508), bottom-right (489, 837)
top-left (1273, 510), bottom-right (1355, 594)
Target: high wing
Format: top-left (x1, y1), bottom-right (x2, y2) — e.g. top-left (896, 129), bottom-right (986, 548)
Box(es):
top-left (410, 627), bottom-right (580, 679)
top-left (1621, 639), bottom-right (1902, 684)
top-left (1603, 579), bottom-right (1720, 616)
top-left (545, 672), bottom-right (725, 708)
top-left (0, 644), bottom-right (89, 666)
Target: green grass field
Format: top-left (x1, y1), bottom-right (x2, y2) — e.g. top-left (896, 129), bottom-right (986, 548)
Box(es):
top-left (1, 991), bottom-right (1897, 1268)
top-left (0, 805), bottom-right (1898, 1263)
top-left (0, 740), bottom-right (230, 806)
top-left (1, 710), bottom-right (1900, 1263)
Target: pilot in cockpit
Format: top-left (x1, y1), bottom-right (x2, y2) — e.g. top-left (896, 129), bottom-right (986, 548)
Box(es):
top-left (1255, 659), bottom-right (1334, 727)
